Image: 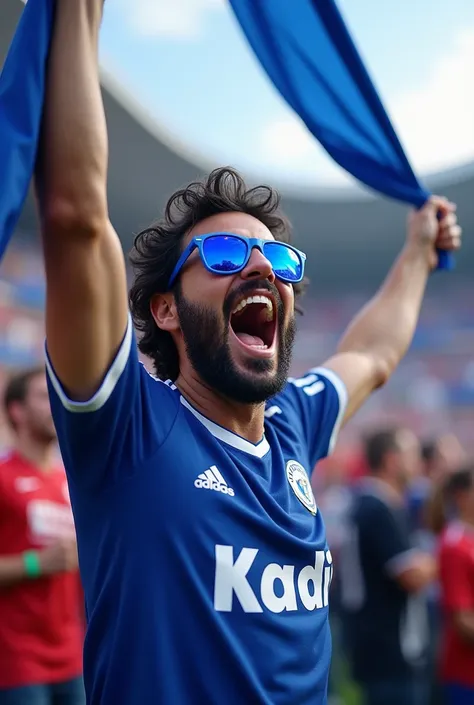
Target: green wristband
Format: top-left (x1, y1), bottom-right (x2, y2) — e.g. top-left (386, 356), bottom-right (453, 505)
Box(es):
top-left (23, 550), bottom-right (41, 579)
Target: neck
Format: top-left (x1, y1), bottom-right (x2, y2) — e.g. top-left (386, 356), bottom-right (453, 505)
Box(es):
top-left (12, 434), bottom-right (56, 472)
top-left (369, 473), bottom-right (405, 503)
top-left (176, 372), bottom-right (266, 444)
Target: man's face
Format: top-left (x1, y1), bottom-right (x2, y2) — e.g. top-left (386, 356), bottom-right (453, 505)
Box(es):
top-left (393, 430), bottom-right (421, 487)
top-left (172, 212), bottom-right (297, 404)
top-left (22, 373), bottom-right (57, 443)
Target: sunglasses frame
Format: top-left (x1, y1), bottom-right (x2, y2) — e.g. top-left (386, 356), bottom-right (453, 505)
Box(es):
top-left (168, 232), bottom-right (306, 288)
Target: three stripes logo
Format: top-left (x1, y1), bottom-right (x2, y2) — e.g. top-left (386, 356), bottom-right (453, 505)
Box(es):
top-left (194, 466), bottom-right (235, 497)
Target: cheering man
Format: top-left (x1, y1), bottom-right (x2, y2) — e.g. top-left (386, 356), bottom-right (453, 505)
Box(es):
top-left (32, 0), bottom-right (461, 703)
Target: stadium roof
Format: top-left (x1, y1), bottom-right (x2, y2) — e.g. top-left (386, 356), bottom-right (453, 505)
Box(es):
top-left (3, 0), bottom-right (473, 290)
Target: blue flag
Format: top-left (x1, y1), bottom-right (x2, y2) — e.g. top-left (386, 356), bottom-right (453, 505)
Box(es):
top-left (0, 0), bottom-right (54, 262)
top-left (229, 0), bottom-right (452, 270)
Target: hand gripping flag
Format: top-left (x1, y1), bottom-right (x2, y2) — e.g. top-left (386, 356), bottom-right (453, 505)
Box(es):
top-left (229, 0), bottom-right (453, 270)
top-left (0, 0), bottom-right (54, 262)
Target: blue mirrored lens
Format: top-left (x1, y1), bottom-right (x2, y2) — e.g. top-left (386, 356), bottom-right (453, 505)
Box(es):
top-left (202, 235), bottom-right (248, 273)
top-left (264, 242), bottom-right (302, 282)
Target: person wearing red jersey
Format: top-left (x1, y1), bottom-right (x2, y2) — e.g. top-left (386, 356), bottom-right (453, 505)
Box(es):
top-left (434, 465), bottom-right (474, 705)
top-left (0, 368), bottom-right (85, 705)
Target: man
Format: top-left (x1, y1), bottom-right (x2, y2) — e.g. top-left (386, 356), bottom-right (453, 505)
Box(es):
top-left (339, 429), bottom-right (437, 705)
top-left (31, 1), bottom-right (461, 703)
top-left (0, 368), bottom-right (85, 705)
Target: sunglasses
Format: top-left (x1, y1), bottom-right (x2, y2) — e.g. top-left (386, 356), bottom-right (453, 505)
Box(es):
top-left (168, 233), bottom-right (306, 288)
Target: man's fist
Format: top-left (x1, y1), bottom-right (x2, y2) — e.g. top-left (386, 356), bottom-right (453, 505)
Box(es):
top-left (407, 196), bottom-right (462, 270)
top-left (37, 539), bottom-right (79, 575)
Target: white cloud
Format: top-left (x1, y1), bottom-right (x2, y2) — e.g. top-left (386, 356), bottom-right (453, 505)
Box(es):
top-left (258, 29), bottom-right (474, 184)
top-left (258, 117), bottom-right (351, 186)
top-left (123, 0), bottom-right (224, 39)
top-left (391, 29), bottom-right (474, 174)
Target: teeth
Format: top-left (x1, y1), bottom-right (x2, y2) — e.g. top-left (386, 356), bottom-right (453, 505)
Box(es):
top-left (232, 295), bottom-right (274, 320)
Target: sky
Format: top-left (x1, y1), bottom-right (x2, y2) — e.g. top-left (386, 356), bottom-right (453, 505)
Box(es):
top-left (98, 0), bottom-right (474, 192)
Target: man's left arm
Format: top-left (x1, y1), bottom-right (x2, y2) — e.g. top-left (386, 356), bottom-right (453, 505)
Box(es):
top-left (323, 196), bottom-right (461, 424)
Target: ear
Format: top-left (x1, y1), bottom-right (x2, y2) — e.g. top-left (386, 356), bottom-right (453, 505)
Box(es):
top-left (150, 292), bottom-right (180, 333)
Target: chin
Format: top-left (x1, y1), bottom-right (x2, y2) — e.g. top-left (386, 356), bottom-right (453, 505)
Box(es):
top-left (219, 360), bottom-right (287, 405)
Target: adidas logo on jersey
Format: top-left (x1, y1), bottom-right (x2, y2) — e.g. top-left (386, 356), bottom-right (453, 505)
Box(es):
top-left (194, 466), bottom-right (235, 497)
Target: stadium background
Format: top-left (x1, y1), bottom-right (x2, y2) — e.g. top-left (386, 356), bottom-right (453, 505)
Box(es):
top-left (2, 0), bottom-right (473, 464)
top-left (1, 2), bottom-right (473, 703)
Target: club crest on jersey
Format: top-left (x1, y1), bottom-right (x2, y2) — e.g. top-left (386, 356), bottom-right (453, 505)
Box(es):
top-left (286, 460), bottom-right (317, 515)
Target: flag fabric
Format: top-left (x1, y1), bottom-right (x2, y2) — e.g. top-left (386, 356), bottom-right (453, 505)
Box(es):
top-left (0, 0), bottom-right (54, 262)
top-left (229, 0), bottom-right (453, 270)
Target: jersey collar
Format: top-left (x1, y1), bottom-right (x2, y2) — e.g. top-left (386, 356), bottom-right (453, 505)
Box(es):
top-left (180, 396), bottom-right (270, 458)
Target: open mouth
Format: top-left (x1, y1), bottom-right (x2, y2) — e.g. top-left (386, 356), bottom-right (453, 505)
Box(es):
top-left (229, 294), bottom-right (277, 352)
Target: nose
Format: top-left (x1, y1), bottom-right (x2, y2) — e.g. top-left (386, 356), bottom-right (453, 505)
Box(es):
top-left (240, 246), bottom-right (275, 283)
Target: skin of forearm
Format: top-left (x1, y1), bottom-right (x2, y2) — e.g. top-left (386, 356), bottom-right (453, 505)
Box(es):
top-left (35, 0), bottom-right (107, 228)
top-left (0, 554), bottom-right (27, 588)
top-left (337, 241), bottom-right (431, 380)
top-left (455, 612), bottom-right (474, 644)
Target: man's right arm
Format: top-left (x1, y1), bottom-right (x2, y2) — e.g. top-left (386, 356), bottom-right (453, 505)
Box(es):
top-left (389, 553), bottom-right (437, 594)
top-left (35, 0), bottom-right (128, 402)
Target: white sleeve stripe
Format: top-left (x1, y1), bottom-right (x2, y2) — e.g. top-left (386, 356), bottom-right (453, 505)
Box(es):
top-left (309, 367), bottom-right (348, 455)
top-left (45, 314), bottom-right (133, 414)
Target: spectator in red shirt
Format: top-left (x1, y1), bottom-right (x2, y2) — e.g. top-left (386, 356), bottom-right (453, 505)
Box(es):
top-left (0, 367), bottom-right (85, 705)
top-left (434, 464), bottom-right (474, 705)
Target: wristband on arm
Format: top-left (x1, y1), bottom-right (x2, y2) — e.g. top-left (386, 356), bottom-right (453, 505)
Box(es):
top-left (23, 550), bottom-right (41, 578)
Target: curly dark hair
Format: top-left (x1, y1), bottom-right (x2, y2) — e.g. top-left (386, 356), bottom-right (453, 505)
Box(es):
top-left (129, 167), bottom-right (306, 381)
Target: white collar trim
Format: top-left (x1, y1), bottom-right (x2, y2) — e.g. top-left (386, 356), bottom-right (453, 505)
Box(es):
top-left (180, 396), bottom-right (270, 458)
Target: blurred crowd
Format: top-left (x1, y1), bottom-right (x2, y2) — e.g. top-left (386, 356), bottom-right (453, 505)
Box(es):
top-left (316, 426), bottom-right (474, 705)
top-left (2, 236), bottom-right (474, 453)
top-left (1, 235), bottom-right (474, 705)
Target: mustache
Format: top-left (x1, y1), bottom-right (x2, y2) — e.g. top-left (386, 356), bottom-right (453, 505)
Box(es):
top-left (223, 279), bottom-right (282, 320)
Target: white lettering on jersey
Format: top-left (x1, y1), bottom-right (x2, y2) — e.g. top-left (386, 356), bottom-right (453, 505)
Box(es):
top-left (214, 546), bottom-right (332, 613)
top-left (298, 550), bottom-right (325, 610)
top-left (264, 405), bottom-right (282, 419)
top-left (27, 500), bottom-right (76, 544)
top-left (214, 546), bottom-right (263, 613)
top-left (15, 477), bottom-right (41, 493)
top-left (289, 374), bottom-right (325, 397)
top-left (195, 466), bottom-right (235, 496)
top-left (260, 563), bottom-right (297, 612)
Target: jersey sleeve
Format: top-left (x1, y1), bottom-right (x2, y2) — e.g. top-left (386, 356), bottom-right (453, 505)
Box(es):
top-left (439, 541), bottom-right (474, 612)
top-left (269, 367), bottom-right (348, 468)
top-left (359, 498), bottom-right (416, 577)
top-left (45, 315), bottom-right (180, 492)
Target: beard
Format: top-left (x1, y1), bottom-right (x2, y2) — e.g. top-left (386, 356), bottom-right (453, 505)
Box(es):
top-left (175, 281), bottom-right (296, 404)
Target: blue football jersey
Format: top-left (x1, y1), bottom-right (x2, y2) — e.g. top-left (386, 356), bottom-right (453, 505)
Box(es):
top-left (46, 316), bottom-right (347, 705)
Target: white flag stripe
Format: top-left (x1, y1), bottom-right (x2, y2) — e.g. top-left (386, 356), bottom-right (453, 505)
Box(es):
top-left (205, 470), bottom-right (217, 484)
top-left (210, 465), bottom-right (226, 485)
top-left (198, 473), bottom-right (207, 480)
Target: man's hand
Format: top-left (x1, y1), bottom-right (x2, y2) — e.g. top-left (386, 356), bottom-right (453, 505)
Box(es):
top-left (38, 539), bottom-right (79, 575)
top-left (407, 196), bottom-right (462, 270)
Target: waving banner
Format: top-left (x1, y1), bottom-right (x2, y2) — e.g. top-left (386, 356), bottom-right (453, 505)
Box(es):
top-left (229, 0), bottom-right (453, 270)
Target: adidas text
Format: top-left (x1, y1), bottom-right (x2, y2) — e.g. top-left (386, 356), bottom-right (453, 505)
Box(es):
top-left (195, 466), bottom-right (235, 496)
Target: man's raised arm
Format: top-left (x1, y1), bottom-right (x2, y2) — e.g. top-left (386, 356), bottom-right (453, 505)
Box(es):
top-left (322, 197), bottom-right (461, 423)
top-left (34, 0), bottom-right (129, 401)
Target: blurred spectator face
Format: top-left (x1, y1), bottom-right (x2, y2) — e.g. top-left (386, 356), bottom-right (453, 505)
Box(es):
top-left (9, 372), bottom-right (56, 443)
top-left (453, 482), bottom-right (474, 522)
top-left (390, 430), bottom-right (421, 488)
top-left (433, 434), bottom-right (466, 481)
